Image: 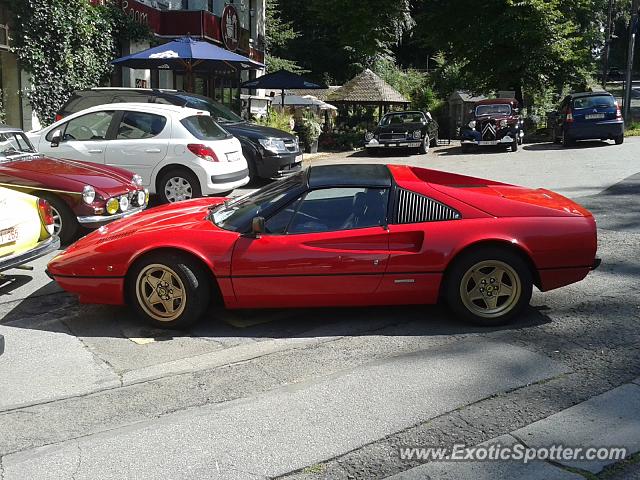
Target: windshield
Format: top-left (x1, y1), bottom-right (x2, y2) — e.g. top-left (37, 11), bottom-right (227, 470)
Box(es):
top-left (0, 131), bottom-right (37, 159)
top-left (180, 95), bottom-right (244, 124)
top-left (380, 112), bottom-right (425, 126)
top-left (212, 173), bottom-right (305, 231)
top-left (475, 104), bottom-right (512, 116)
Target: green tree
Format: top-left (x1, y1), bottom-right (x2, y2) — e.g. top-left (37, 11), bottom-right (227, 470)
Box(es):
top-left (372, 58), bottom-right (439, 111)
top-left (414, 0), bottom-right (606, 102)
top-left (276, 0), bottom-right (414, 83)
top-left (265, 0), bottom-right (302, 72)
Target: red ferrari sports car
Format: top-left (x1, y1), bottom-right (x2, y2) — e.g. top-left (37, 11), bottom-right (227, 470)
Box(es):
top-left (47, 164), bottom-right (599, 328)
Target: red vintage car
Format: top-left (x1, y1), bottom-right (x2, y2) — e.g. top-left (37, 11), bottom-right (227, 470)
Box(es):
top-left (0, 125), bottom-right (148, 243)
top-left (47, 164), bottom-right (599, 328)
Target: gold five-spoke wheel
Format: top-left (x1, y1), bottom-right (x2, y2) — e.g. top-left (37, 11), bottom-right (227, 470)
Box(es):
top-left (136, 264), bottom-right (187, 322)
top-left (460, 260), bottom-right (521, 319)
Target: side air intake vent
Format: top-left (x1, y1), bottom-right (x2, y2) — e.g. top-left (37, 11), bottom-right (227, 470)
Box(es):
top-left (395, 189), bottom-right (461, 223)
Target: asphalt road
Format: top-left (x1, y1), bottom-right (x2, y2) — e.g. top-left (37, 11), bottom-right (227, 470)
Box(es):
top-left (0, 138), bottom-right (639, 479)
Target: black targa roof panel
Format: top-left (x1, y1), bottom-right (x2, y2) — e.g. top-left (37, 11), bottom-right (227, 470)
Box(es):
top-left (307, 164), bottom-right (392, 188)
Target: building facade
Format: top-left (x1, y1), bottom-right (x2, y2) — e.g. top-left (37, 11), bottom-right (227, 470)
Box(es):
top-left (0, 0), bottom-right (266, 128)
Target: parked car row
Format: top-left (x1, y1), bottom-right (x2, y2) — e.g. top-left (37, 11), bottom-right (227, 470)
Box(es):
top-left (370, 91), bottom-right (624, 155)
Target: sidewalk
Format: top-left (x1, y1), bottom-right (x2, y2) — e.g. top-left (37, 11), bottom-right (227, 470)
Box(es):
top-left (387, 380), bottom-right (640, 479)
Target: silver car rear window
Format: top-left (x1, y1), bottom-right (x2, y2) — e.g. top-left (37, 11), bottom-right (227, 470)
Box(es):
top-left (181, 115), bottom-right (230, 141)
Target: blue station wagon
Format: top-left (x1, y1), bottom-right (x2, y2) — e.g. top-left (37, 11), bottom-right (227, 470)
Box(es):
top-left (552, 92), bottom-right (624, 147)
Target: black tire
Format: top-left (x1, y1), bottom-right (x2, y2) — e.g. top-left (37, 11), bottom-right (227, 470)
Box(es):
top-left (461, 143), bottom-right (472, 153)
top-left (444, 246), bottom-right (533, 326)
top-left (419, 134), bottom-right (430, 154)
top-left (511, 138), bottom-right (518, 152)
top-left (429, 134), bottom-right (438, 148)
top-left (127, 252), bottom-right (211, 329)
top-left (158, 168), bottom-right (202, 204)
top-left (243, 147), bottom-right (262, 184)
top-left (615, 135), bottom-right (624, 145)
top-left (38, 192), bottom-right (79, 245)
top-left (562, 131), bottom-right (574, 147)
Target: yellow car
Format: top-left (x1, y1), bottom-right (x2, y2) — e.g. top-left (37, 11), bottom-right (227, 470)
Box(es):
top-left (0, 187), bottom-right (60, 272)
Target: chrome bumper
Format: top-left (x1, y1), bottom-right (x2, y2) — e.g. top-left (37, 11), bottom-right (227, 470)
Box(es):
top-left (77, 205), bottom-right (146, 227)
top-left (0, 235), bottom-right (61, 272)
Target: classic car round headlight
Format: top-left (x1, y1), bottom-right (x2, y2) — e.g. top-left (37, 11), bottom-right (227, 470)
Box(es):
top-left (365, 132), bottom-right (374, 141)
top-left (119, 195), bottom-right (129, 212)
top-left (413, 130), bottom-right (421, 140)
top-left (136, 190), bottom-right (146, 206)
top-left (468, 120), bottom-right (476, 128)
top-left (106, 197), bottom-right (119, 215)
top-left (499, 119), bottom-right (508, 127)
top-left (82, 185), bottom-right (96, 205)
top-left (132, 174), bottom-right (143, 186)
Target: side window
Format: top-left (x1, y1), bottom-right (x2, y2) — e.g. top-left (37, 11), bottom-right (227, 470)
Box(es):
top-left (264, 197), bottom-right (303, 234)
top-left (394, 188), bottom-right (460, 223)
top-left (58, 111), bottom-right (115, 142)
top-left (287, 187), bottom-right (389, 234)
top-left (116, 111), bottom-right (167, 140)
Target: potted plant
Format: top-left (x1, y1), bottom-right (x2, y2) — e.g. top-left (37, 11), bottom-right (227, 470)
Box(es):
top-left (296, 112), bottom-right (322, 154)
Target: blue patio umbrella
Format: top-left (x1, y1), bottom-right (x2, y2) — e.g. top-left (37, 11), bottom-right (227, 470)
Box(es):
top-left (112, 37), bottom-right (264, 91)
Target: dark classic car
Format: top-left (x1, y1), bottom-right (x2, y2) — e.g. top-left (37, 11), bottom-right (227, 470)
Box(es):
top-left (364, 111), bottom-right (439, 154)
top-left (460, 98), bottom-right (524, 152)
top-left (0, 124), bottom-right (148, 244)
top-left (56, 88), bottom-right (302, 182)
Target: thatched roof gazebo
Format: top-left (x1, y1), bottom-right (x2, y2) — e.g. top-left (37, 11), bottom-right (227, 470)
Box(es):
top-left (327, 69), bottom-right (410, 119)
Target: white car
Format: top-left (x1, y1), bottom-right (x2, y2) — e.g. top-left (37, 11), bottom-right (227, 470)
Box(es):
top-left (29, 103), bottom-right (250, 203)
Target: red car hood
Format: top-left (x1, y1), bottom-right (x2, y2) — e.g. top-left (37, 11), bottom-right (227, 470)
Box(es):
top-left (3, 155), bottom-right (136, 196)
top-left (65, 197), bottom-right (227, 253)
top-left (405, 167), bottom-right (592, 218)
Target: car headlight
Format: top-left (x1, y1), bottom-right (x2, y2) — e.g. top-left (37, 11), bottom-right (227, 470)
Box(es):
top-left (137, 190), bottom-right (146, 207)
top-left (468, 120), bottom-right (476, 128)
top-left (365, 132), bottom-right (375, 141)
top-left (500, 119), bottom-right (508, 127)
top-left (82, 185), bottom-right (95, 205)
top-left (106, 197), bottom-right (119, 215)
top-left (412, 130), bottom-right (421, 140)
top-left (258, 138), bottom-right (288, 154)
top-left (132, 174), bottom-right (143, 186)
top-left (119, 195), bottom-right (129, 212)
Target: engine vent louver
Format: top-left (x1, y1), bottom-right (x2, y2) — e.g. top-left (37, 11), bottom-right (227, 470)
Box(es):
top-left (395, 189), bottom-right (461, 223)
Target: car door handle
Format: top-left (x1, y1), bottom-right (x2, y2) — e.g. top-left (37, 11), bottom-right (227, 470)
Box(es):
top-left (88, 149), bottom-right (103, 154)
top-left (145, 148), bottom-right (161, 153)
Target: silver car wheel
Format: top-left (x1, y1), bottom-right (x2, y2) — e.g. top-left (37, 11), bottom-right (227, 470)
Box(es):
top-left (164, 176), bottom-right (193, 203)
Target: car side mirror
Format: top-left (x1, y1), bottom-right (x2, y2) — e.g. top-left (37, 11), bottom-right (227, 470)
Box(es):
top-left (50, 129), bottom-right (62, 148)
top-left (250, 216), bottom-right (265, 237)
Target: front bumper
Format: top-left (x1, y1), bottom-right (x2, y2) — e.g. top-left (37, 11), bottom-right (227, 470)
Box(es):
top-left (365, 139), bottom-right (422, 148)
top-left (77, 205), bottom-right (146, 229)
top-left (0, 235), bottom-right (60, 272)
top-left (257, 151), bottom-right (303, 179)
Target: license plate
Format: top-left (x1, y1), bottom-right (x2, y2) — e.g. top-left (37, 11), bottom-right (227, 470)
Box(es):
top-left (585, 113), bottom-right (605, 120)
top-left (479, 140), bottom-right (498, 145)
top-left (0, 227), bottom-right (18, 246)
top-left (408, 142), bottom-right (421, 147)
top-left (225, 152), bottom-right (242, 162)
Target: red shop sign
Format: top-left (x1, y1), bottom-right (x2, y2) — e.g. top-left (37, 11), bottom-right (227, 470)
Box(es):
top-left (221, 4), bottom-right (239, 52)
